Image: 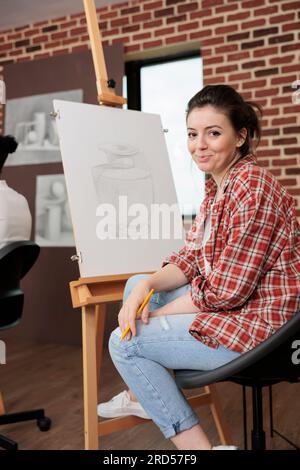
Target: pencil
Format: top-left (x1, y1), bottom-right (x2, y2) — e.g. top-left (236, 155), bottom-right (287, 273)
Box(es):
top-left (120, 288), bottom-right (155, 340)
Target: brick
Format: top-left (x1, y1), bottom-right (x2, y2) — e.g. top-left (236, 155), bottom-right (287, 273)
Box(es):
top-left (242, 79), bottom-right (266, 89)
top-left (112, 36), bottom-right (130, 44)
top-left (242, 39), bottom-right (265, 49)
top-left (253, 46), bottom-right (278, 57)
top-left (228, 12), bottom-right (250, 21)
top-left (24, 29), bottom-right (40, 37)
top-left (178, 22), bottom-right (199, 32)
top-left (215, 25), bottom-right (238, 35)
top-left (120, 6), bottom-right (140, 15)
top-left (283, 126), bottom-right (300, 134)
top-left (255, 68), bottom-right (278, 77)
top-left (190, 10), bottom-right (212, 19)
top-left (282, 2), bottom-right (300, 11)
top-left (122, 25), bottom-right (140, 33)
top-left (15, 39), bottom-right (30, 47)
top-left (154, 27), bottom-right (174, 36)
top-left (42, 25), bottom-right (58, 33)
top-left (216, 4), bottom-right (238, 14)
top-left (228, 51), bottom-right (250, 61)
top-left (284, 148), bottom-right (300, 155)
top-left (269, 34), bottom-right (294, 44)
top-left (144, 1), bottom-right (163, 10)
top-left (254, 6), bottom-right (278, 16)
top-left (70, 27), bottom-right (87, 36)
top-left (253, 27), bottom-right (278, 37)
top-left (215, 44), bottom-right (238, 54)
top-left (204, 56), bottom-right (224, 65)
top-left (270, 55), bottom-right (294, 65)
top-left (282, 43), bottom-right (300, 52)
top-left (270, 13), bottom-right (295, 24)
top-left (178, 2), bottom-right (199, 13)
top-left (133, 32), bottom-right (151, 41)
top-left (124, 44), bottom-right (141, 53)
top-left (33, 35), bottom-right (49, 43)
top-left (286, 168), bottom-right (300, 175)
top-left (272, 116), bottom-right (297, 126)
top-left (255, 88), bottom-right (279, 97)
top-left (132, 13), bottom-right (152, 22)
top-left (111, 18), bottom-right (130, 27)
top-left (166, 0), bottom-right (185, 4)
top-left (144, 20), bottom-right (163, 28)
top-left (282, 64), bottom-right (300, 73)
top-left (271, 75), bottom-right (297, 85)
top-left (229, 72), bottom-right (251, 81)
top-left (282, 21), bottom-right (300, 32)
top-left (154, 8), bottom-right (174, 18)
top-left (216, 64), bottom-right (238, 74)
top-left (242, 0), bottom-right (266, 8)
top-left (26, 45), bottom-right (42, 53)
top-left (60, 21), bottom-right (77, 29)
top-left (203, 16), bottom-right (224, 26)
top-left (242, 60), bottom-right (265, 69)
top-left (143, 39), bottom-right (163, 49)
top-left (273, 158), bottom-right (297, 166)
top-left (273, 138), bottom-right (297, 145)
top-left (241, 19), bottom-right (266, 30)
top-left (228, 32), bottom-right (250, 41)
top-left (166, 14), bottom-right (186, 24)
top-left (271, 96), bottom-right (291, 105)
top-left (202, 0), bottom-right (223, 6)
top-left (166, 34), bottom-right (187, 45)
top-left (190, 30), bottom-right (212, 40)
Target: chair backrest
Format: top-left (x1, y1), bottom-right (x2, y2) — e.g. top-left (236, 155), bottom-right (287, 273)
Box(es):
top-left (0, 241), bottom-right (40, 329)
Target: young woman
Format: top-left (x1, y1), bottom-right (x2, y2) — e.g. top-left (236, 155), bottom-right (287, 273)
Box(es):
top-left (98, 85), bottom-right (300, 450)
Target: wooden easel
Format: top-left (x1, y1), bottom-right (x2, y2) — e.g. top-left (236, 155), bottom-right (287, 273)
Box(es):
top-left (69, 0), bottom-right (231, 450)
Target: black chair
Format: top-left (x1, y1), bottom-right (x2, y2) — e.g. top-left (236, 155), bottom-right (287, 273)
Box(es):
top-left (175, 311), bottom-right (300, 450)
top-left (0, 241), bottom-right (51, 450)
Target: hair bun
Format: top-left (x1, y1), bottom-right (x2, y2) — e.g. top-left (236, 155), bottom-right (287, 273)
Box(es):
top-left (0, 135), bottom-right (18, 154)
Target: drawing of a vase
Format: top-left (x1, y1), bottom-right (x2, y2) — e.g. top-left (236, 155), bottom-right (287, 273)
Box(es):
top-left (92, 143), bottom-right (154, 238)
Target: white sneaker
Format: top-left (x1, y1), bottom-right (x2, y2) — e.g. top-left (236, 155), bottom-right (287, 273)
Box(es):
top-left (212, 445), bottom-right (238, 450)
top-left (97, 390), bottom-right (150, 419)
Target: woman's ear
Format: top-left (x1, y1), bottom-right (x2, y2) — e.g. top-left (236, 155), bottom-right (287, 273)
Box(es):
top-left (237, 127), bottom-right (247, 147)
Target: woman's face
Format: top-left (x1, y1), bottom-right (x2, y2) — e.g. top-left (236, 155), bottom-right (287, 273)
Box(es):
top-left (187, 105), bottom-right (246, 184)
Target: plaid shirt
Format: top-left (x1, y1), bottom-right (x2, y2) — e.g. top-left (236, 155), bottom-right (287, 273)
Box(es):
top-left (162, 154), bottom-right (300, 353)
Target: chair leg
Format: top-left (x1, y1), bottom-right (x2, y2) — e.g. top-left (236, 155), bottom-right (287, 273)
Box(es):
top-left (251, 385), bottom-right (266, 450)
top-left (242, 385), bottom-right (248, 450)
top-left (205, 384), bottom-right (232, 445)
top-left (269, 385), bottom-right (274, 438)
top-left (0, 434), bottom-right (18, 450)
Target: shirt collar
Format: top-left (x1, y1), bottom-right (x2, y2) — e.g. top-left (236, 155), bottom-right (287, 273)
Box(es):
top-left (0, 180), bottom-right (8, 188)
top-left (205, 153), bottom-right (257, 198)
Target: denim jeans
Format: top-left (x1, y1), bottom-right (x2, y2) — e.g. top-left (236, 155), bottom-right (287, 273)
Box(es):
top-left (109, 274), bottom-right (240, 439)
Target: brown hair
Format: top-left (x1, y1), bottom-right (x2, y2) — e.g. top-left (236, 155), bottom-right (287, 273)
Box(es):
top-left (187, 84), bottom-right (262, 157)
top-left (0, 135), bottom-right (18, 172)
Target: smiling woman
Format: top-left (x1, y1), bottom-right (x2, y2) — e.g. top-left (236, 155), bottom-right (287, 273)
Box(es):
top-left (99, 84), bottom-right (300, 451)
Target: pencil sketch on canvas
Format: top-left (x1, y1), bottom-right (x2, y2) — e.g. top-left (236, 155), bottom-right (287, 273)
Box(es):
top-left (92, 142), bottom-right (154, 238)
top-left (4, 89), bottom-right (83, 166)
top-left (35, 174), bottom-right (75, 247)
top-left (53, 100), bottom-right (185, 277)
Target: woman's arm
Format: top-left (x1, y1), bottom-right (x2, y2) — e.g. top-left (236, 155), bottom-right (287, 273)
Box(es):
top-left (149, 291), bottom-right (199, 317)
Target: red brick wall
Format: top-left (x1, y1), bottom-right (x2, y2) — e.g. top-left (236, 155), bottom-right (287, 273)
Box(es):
top-left (0, 0), bottom-right (300, 215)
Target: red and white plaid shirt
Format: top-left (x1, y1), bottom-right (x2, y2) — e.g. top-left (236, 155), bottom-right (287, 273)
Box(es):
top-left (162, 154), bottom-right (300, 353)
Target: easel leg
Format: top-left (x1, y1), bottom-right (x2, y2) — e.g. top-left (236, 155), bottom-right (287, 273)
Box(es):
top-left (95, 304), bottom-right (106, 396)
top-left (0, 391), bottom-right (5, 415)
top-left (205, 384), bottom-right (232, 445)
top-left (82, 305), bottom-right (99, 450)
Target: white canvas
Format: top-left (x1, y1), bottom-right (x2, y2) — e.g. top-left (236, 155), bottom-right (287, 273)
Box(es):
top-left (53, 100), bottom-right (185, 278)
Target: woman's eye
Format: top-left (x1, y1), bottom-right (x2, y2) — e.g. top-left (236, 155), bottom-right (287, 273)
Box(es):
top-left (188, 132), bottom-right (197, 139)
top-left (210, 130), bottom-right (221, 137)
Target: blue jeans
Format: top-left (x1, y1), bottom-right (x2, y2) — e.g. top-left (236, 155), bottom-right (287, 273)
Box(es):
top-left (109, 274), bottom-right (240, 439)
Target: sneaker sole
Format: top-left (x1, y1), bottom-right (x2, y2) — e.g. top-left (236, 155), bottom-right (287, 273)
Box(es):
top-left (97, 407), bottom-right (150, 420)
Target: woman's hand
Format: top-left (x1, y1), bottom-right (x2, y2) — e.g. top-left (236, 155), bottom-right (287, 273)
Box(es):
top-left (118, 280), bottom-right (152, 340)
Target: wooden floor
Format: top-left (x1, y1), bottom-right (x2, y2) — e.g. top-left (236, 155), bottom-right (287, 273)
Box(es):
top-left (0, 338), bottom-right (299, 450)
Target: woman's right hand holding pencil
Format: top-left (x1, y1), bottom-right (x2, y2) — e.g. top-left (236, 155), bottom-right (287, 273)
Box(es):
top-left (118, 280), bottom-right (153, 340)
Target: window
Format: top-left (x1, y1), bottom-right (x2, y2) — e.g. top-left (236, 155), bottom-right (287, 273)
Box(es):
top-left (125, 53), bottom-right (205, 217)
